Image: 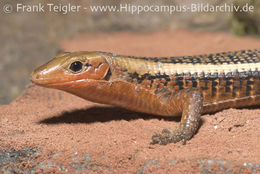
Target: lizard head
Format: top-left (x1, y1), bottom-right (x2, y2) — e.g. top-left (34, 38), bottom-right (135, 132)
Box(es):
top-left (31, 51), bottom-right (111, 88)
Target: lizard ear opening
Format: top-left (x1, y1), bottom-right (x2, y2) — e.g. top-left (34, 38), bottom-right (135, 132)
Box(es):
top-left (104, 68), bottom-right (112, 81)
top-left (81, 61), bottom-right (111, 80)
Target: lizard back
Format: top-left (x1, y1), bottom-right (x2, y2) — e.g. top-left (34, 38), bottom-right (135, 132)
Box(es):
top-left (105, 49), bottom-right (260, 113)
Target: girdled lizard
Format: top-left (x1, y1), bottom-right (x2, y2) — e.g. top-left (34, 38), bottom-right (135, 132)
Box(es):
top-left (31, 49), bottom-right (260, 145)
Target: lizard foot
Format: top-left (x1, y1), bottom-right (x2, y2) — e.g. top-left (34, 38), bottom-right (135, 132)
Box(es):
top-left (151, 128), bottom-right (193, 145)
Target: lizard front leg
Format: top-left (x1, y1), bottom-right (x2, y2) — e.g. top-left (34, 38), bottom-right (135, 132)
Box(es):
top-left (151, 88), bottom-right (203, 145)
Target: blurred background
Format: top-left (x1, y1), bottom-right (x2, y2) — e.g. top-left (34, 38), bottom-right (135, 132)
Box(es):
top-left (0, 0), bottom-right (259, 105)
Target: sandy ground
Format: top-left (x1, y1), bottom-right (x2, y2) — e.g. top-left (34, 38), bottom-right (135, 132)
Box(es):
top-left (0, 30), bottom-right (260, 173)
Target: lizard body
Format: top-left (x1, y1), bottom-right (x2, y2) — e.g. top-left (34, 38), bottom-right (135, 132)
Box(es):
top-left (31, 49), bottom-right (260, 145)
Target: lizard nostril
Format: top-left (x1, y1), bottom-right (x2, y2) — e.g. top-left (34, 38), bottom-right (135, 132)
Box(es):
top-left (30, 69), bottom-right (42, 83)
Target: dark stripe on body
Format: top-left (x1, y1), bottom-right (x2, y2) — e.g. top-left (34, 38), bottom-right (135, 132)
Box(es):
top-left (126, 69), bottom-right (260, 100)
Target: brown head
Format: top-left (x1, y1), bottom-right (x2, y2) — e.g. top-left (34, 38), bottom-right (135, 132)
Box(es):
top-left (31, 51), bottom-right (112, 90)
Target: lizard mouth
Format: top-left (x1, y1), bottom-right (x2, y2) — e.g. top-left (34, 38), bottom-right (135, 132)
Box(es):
top-left (30, 73), bottom-right (91, 87)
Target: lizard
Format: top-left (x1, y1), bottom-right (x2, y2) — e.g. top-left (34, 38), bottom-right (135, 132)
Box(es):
top-left (31, 49), bottom-right (260, 145)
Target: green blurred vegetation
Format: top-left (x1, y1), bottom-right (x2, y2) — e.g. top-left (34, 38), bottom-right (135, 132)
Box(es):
top-left (232, 0), bottom-right (259, 36)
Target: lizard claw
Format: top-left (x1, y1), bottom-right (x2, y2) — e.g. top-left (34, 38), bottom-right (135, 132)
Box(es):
top-left (182, 138), bottom-right (187, 145)
top-left (151, 132), bottom-right (166, 145)
top-left (151, 130), bottom-right (174, 145)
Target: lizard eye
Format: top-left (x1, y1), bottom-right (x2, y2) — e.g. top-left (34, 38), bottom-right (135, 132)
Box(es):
top-left (69, 61), bottom-right (83, 72)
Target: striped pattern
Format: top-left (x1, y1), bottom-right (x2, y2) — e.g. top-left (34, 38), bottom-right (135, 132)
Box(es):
top-left (108, 49), bottom-right (260, 76)
top-left (104, 49), bottom-right (260, 112)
